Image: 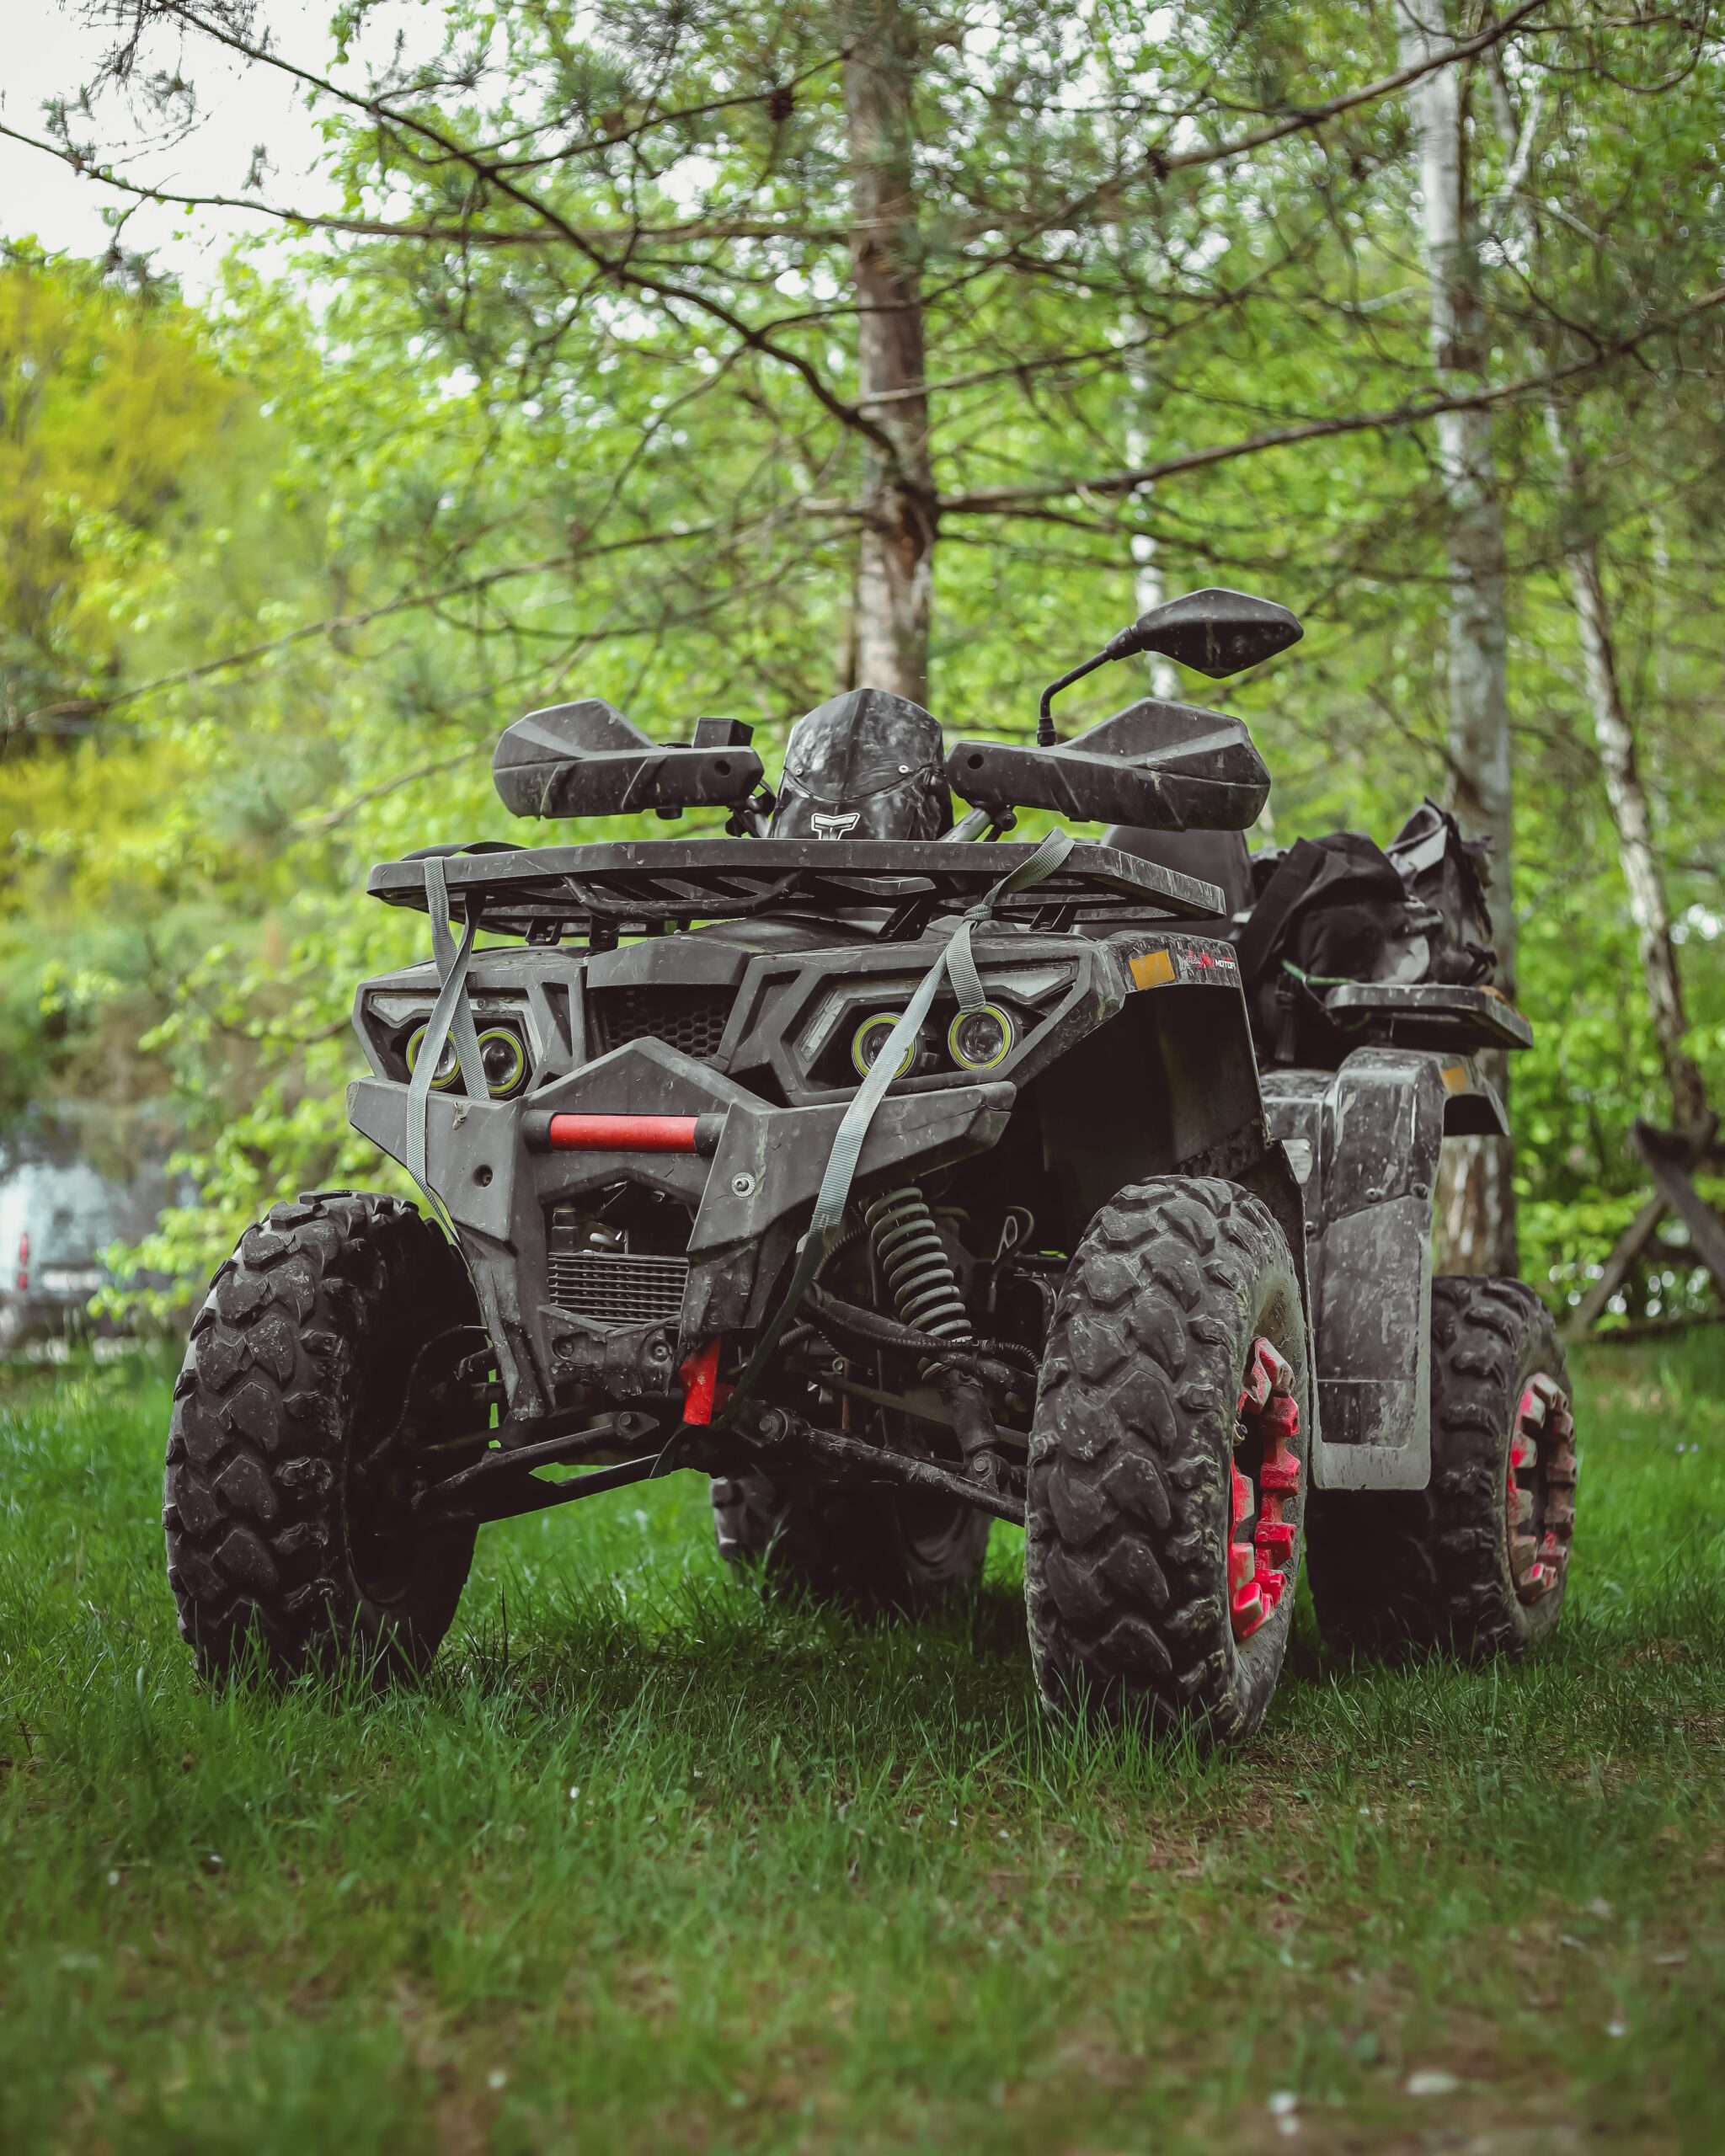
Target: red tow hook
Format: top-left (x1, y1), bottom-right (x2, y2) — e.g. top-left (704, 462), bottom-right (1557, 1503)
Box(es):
top-left (678, 1339), bottom-right (731, 1426)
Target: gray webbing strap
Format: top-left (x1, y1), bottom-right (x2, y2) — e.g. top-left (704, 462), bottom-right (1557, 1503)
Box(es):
top-left (942, 915), bottom-right (988, 1015)
top-left (426, 857), bottom-right (489, 1106)
top-left (406, 857), bottom-right (487, 1197)
top-left (709, 827), bottom-right (1075, 1429)
top-left (409, 861), bottom-right (526, 1401)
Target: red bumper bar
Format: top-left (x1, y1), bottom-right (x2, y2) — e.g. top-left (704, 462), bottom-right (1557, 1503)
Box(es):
top-left (523, 1110), bottom-right (724, 1155)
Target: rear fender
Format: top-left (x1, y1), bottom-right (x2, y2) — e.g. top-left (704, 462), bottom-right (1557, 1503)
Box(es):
top-left (1260, 1047), bottom-right (1502, 1491)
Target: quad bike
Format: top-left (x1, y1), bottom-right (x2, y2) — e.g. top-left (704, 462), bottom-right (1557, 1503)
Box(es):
top-left (163, 587), bottom-right (1575, 1742)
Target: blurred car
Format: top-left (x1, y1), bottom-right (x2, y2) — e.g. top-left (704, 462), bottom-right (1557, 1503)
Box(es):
top-left (0, 1150), bottom-right (158, 1353)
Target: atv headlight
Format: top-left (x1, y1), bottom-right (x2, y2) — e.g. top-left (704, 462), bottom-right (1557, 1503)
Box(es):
top-left (405, 1023), bottom-right (462, 1091)
top-left (947, 1004), bottom-right (1016, 1070)
top-left (475, 1025), bottom-right (528, 1099)
top-left (850, 1011), bottom-right (919, 1079)
top-left (404, 1022), bottom-right (529, 1097)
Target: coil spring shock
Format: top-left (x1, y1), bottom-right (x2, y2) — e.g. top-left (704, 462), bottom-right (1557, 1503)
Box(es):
top-left (864, 1185), bottom-right (971, 1354)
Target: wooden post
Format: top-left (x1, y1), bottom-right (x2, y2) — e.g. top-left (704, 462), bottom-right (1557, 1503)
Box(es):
top-left (1564, 1116), bottom-right (1720, 1340)
top-left (1628, 1122), bottom-right (1725, 1304)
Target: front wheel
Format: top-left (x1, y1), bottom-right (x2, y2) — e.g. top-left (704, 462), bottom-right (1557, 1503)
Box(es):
top-left (164, 1192), bottom-right (489, 1684)
top-left (1306, 1276), bottom-right (1577, 1659)
top-left (1024, 1177), bottom-right (1311, 1746)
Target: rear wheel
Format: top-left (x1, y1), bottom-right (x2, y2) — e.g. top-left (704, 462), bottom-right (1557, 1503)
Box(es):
top-left (711, 1470), bottom-right (991, 1611)
top-left (1306, 1276), bottom-right (1577, 1659)
top-left (1024, 1177), bottom-right (1310, 1745)
top-left (164, 1192), bottom-right (489, 1684)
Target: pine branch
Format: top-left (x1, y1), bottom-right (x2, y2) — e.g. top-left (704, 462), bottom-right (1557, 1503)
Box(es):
top-left (14, 524), bottom-right (724, 730)
top-left (937, 284), bottom-right (1725, 516)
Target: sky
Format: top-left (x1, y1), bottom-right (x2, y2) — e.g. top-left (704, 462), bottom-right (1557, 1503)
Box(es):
top-left (1, 3), bottom-right (359, 291)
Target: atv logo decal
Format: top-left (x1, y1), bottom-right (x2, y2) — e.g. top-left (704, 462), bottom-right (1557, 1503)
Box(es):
top-left (1172, 936), bottom-right (1238, 983)
top-left (810, 811), bottom-right (861, 841)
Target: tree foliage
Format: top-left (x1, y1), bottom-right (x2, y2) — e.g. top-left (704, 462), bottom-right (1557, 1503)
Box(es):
top-left (2, 2), bottom-right (1722, 1321)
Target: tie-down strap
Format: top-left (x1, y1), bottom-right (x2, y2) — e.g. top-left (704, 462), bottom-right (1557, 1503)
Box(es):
top-left (405, 854), bottom-right (489, 1197)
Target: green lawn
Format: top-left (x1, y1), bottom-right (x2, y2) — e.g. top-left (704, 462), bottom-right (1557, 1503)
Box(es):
top-left (3, 1331), bottom-right (1722, 2153)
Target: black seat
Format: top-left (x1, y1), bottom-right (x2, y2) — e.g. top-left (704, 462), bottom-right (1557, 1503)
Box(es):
top-left (1103, 825), bottom-right (1252, 934)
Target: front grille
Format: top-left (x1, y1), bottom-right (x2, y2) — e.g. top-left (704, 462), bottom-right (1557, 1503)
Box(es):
top-left (547, 1250), bottom-right (690, 1326)
top-left (589, 985), bottom-right (734, 1063)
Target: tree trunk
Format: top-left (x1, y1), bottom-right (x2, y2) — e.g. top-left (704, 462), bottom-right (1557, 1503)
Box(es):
top-left (1545, 407), bottom-right (1709, 1134)
top-left (845, 0), bottom-right (935, 707)
top-left (1400, 0), bottom-right (1518, 1274)
top-left (1125, 368), bottom-right (1180, 698)
top-left (1123, 296), bottom-right (1182, 701)
top-left (1129, 525), bottom-right (1181, 702)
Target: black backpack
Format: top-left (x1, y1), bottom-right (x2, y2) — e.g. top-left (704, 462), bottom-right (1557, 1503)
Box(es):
top-left (1236, 802), bottom-right (1494, 1065)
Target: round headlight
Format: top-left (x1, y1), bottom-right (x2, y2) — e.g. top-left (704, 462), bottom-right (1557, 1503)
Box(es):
top-left (475, 1025), bottom-right (528, 1098)
top-left (947, 1003), bottom-right (1015, 1070)
top-left (405, 1023), bottom-right (462, 1091)
top-left (850, 1011), bottom-right (917, 1080)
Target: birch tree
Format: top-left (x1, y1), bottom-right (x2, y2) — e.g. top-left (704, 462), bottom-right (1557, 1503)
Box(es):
top-left (1546, 405), bottom-right (1709, 1137)
top-left (1480, 40), bottom-right (1712, 1150)
top-left (1398, 0), bottom-right (1518, 1275)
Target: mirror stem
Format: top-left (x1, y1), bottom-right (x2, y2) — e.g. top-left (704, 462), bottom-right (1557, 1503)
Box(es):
top-left (1036, 649), bottom-right (1110, 746)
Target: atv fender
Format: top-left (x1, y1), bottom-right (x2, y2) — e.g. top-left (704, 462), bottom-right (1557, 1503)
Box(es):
top-left (1260, 1048), bottom-right (1507, 1491)
top-left (1029, 958), bottom-right (1267, 1235)
top-left (1026, 950), bottom-right (1327, 1481)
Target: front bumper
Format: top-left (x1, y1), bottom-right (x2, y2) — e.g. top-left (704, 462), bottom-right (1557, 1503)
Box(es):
top-left (350, 1041), bottom-right (1012, 1417)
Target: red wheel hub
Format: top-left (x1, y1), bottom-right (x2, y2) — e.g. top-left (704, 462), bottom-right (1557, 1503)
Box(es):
top-left (1508, 1372), bottom-right (1577, 1602)
top-left (1231, 1337), bottom-right (1301, 1641)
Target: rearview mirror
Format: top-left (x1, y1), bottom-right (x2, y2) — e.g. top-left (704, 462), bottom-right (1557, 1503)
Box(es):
top-left (1112, 587), bottom-right (1302, 679)
top-left (1036, 585), bottom-right (1301, 744)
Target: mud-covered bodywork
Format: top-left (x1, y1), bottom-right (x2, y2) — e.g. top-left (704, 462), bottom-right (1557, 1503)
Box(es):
top-left (349, 851), bottom-right (1280, 1423)
top-left (1261, 1048), bottom-right (1509, 1491)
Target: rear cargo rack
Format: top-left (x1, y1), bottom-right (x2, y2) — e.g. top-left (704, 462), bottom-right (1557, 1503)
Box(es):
top-left (366, 837), bottom-right (1224, 941)
top-left (1319, 979), bottom-right (1533, 1051)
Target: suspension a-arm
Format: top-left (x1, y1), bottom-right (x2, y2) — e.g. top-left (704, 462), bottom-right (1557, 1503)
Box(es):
top-left (408, 1396), bottom-right (1026, 1532)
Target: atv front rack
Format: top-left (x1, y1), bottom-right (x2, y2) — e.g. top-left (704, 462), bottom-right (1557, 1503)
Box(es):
top-left (367, 837), bottom-right (1225, 942)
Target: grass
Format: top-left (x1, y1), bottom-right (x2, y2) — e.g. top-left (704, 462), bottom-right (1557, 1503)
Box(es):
top-left (2, 1332), bottom-right (1722, 2153)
